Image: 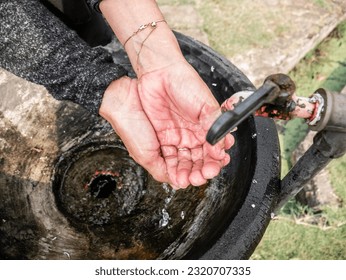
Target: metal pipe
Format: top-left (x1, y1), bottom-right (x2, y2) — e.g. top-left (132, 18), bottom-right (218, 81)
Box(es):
top-left (209, 73), bottom-right (346, 212)
top-left (276, 88), bottom-right (346, 210)
top-left (276, 129), bottom-right (346, 211)
top-left (217, 76), bottom-right (346, 212)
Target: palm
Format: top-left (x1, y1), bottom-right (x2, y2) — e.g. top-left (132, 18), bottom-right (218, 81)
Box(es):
top-left (138, 62), bottom-right (232, 188)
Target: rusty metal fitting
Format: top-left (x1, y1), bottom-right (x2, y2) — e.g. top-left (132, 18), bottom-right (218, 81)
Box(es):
top-left (307, 92), bottom-right (324, 126)
top-left (309, 88), bottom-right (346, 132)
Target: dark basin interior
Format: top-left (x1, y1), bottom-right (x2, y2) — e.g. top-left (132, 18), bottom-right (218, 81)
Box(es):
top-left (0, 33), bottom-right (280, 260)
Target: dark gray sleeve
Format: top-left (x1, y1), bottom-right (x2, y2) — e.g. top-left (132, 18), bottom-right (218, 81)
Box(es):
top-left (0, 0), bottom-right (127, 115)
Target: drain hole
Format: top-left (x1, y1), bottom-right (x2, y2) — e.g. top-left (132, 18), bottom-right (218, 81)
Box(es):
top-left (53, 144), bottom-right (147, 226)
top-left (88, 174), bottom-right (117, 199)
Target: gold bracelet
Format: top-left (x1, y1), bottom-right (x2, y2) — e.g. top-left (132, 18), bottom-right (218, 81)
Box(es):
top-left (123, 19), bottom-right (166, 47)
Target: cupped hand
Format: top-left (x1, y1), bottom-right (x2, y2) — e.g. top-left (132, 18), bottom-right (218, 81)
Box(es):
top-left (138, 61), bottom-right (235, 189)
top-left (100, 64), bottom-right (234, 189)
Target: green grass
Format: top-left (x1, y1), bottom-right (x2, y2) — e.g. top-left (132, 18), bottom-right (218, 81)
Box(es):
top-left (198, 0), bottom-right (283, 57)
top-left (289, 23), bottom-right (346, 97)
top-left (281, 119), bottom-right (309, 170)
top-left (313, 0), bottom-right (329, 8)
top-left (251, 219), bottom-right (346, 260)
top-left (329, 157), bottom-right (346, 204)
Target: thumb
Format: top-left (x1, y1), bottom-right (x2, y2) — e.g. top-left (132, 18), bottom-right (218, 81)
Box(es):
top-left (221, 90), bottom-right (254, 111)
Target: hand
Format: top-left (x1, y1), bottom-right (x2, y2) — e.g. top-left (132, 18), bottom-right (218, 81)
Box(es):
top-left (99, 1), bottom-right (234, 189)
top-left (99, 76), bottom-right (170, 184)
top-left (100, 65), bottom-right (235, 189)
top-left (138, 61), bottom-right (234, 189)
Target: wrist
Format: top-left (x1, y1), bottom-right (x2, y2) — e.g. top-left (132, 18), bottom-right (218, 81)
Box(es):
top-left (99, 0), bottom-right (185, 76)
top-left (124, 22), bottom-right (185, 76)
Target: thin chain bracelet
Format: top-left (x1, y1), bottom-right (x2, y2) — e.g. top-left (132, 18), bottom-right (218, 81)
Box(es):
top-left (123, 19), bottom-right (166, 47)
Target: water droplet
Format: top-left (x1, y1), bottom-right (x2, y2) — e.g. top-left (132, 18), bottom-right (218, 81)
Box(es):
top-left (162, 183), bottom-right (170, 193)
top-left (63, 251), bottom-right (70, 259)
top-left (159, 208), bottom-right (170, 228)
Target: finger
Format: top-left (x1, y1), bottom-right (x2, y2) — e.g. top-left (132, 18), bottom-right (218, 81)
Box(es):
top-left (169, 183), bottom-right (182, 190)
top-left (161, 145), bottom-right (179, 187)
top-left (189, 159), bottom-right (207, 186)
top-left (222, 153), bottom-right (231, 167)
top-left (224, 133), bottom-right (235, 150)
top-left (221, 96), bottom-right (239, 111)
top-left (176, 148), bottom-right (193, 188)
top-left (201, 147), bottom-right (223, 179)
top-left (201, 158), bottom-right (222, 180)
top-left (201, 152), bottom-right (230, 179)
top-left (221, 91), bottom-right (254, 111)
top-left (188, 148), bottom-right (207, 186)
top-left (205, 141), bottom-right (227, 161)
